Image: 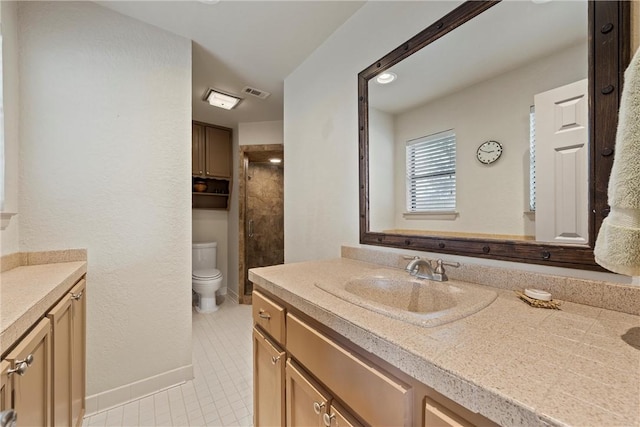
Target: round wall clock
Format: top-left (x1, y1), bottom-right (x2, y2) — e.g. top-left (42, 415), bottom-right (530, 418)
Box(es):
top-left (476, 140), bottom-right (503, 165)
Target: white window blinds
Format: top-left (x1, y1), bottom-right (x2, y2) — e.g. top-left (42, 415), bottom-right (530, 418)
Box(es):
top-left (406, 130), bottom-right (456, 212)
top-left (529, 105), bottom-right (536, 212)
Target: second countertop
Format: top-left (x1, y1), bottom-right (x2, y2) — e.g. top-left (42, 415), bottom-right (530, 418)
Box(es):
top-left (1, 261), bottom-right (87, 356)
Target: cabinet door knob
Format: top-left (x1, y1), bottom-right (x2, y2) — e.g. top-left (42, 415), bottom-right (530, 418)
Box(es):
top-left (7, 361), bottom-right (28, 376)
top-left (258, 310), bottom-right (271, 320)
top-left (270, 356), bottom-right (280, 365)
top-left (15, 354), bottom-right (34, 367)
top-left (0, 409), bottom-right (17, 427)
top-left (313, 401), bottom-right (325, 415)
top-left (323, 412), bottom-right (336, 427)
top-left (71, 291), bottom-right (83, 300)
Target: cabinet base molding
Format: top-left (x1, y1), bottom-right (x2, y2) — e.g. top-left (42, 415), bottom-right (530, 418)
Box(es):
top-left (85, 364), bottom-right (193, 416)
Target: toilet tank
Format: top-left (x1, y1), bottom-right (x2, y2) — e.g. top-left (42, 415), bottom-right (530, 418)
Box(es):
top-left (192, 241), bottom-right (217, 271)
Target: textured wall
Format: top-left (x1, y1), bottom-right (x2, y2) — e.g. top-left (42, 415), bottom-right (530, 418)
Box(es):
top-left (284, 1), bottom-right (459, 263)
top-left (1, 1), bottom-right (20, 255)
top-left (17, 2), bottom-right (192, 396)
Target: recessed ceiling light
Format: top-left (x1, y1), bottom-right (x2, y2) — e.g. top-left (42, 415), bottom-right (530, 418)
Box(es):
top-left (376, 72), bottom-right (397, 85)
top-left (269, 158), bottom-right (282, 164)
top-left (198, 0), bottom-right (220, 5)
top-left (204, 89), bottom-right (241, 110)
top-left (531, 0), bottom-right (552, 3)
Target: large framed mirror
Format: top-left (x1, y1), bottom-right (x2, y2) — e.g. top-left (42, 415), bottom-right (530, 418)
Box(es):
top-left (358, 1), bottom-right (631, 271)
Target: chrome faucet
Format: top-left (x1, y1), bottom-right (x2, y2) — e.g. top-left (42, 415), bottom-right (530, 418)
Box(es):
top-left (403, 256), bottom-right (459, 282)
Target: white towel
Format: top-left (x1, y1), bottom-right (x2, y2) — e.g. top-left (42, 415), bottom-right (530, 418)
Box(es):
top-left (594, 47), bottom-right (640, 276)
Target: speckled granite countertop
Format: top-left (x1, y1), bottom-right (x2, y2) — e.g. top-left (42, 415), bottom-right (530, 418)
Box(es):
top-left (249, 258), bottom-right (640, 427)
top-left (1, 261), bottom-right (87, 355)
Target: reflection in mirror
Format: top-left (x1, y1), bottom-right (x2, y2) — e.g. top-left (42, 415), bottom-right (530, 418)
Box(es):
top-left (368, 1), bottom-right (588, 244)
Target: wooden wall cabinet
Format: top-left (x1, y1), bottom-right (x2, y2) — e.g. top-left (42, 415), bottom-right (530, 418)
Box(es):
top-left (192, 121), bottom-right (233, 210)
top-left (252, 289), bottom-right (495, 427)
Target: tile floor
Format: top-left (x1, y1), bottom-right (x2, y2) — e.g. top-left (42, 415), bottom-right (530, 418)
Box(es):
top-left (83, 300), bottom-right (254, 427)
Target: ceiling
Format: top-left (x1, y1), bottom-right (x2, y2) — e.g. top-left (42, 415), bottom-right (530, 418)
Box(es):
top-left (97, 1), bottom-right (365, 128)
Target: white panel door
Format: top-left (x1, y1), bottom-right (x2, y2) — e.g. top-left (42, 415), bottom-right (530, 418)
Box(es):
top-left (534, 79), bottom-right (589, 244)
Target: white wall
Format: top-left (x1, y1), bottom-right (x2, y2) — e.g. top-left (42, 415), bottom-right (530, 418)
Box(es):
top-left (284, 1), bottom-right (461, 263)
top-left (369, 107), bottom-right (395, 231)
top-left (227, 120), bottom-right (283, 300)
top-left (18, 1), bottom-right (192, 400)
top-left (0, 1), bottom-right (19, 255)
top-left (388, 43), bottom-right (586, 237)
top-left (284, 1), bottom-right (635, 282)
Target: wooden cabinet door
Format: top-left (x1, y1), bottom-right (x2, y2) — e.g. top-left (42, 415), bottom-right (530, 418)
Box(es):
top-left (6, 318), bottom-right (51, 427)
top-left (424, 397), bottom-right (473, 427)
top-left (70, 279), bottom-right (86, 427)
top-left (323, 402), bottom-right (363, 427)
top-left (253, 327), bottom-right (285, 427)
top-left (204, 126), bottom-right (231, 178)
top-left (192, 123), bottom-right (206, 176)
top-left (0, 360), bottom-right (11, 412)
top-left (48, 294), bottom-right (73, 426)
top-left (285, 359), bottom-right (331, 427)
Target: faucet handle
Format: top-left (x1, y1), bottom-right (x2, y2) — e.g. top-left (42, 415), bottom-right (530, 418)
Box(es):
top-left (434, 259), bottom-right (460, 274)
top-left (402, 255), bottom-right (420, 260)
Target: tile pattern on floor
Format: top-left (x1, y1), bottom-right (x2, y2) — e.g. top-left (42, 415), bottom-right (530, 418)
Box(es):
top-left (83, 301), bottom-right (254, 426)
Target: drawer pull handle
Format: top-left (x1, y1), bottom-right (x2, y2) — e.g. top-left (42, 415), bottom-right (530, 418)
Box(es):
top-left (71, 291), bottom-right (83, 300)
top-left (258, 310), bottom-right (271, 320)
top-left (323, 413), bottom-right (336, 427)
top-left (271, 356), bottom-right (280, 365)
top-left (313, 401), bottom-right (325, 415)
top-left (7, 362), bottom-right (28, 376)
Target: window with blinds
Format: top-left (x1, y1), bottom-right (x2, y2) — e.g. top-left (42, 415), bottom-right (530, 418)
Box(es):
top-left (406, 130), bottom-right (456, 212)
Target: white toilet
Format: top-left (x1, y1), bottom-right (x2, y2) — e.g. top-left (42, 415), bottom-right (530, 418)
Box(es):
top-left (192, 241), bottom-right (224, 313)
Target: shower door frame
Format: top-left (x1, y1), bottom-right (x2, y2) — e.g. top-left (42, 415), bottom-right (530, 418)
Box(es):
top-left (238, 144), bottom-right (284, 304)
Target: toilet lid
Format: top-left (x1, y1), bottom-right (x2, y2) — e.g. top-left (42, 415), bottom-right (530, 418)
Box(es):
top-left (193, 268), bottom-right (222, 280)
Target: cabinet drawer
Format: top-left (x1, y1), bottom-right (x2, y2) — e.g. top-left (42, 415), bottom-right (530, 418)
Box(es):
top-left (287, 313), bottom-right (412, 427)
top-left (252, 291), bottom-right (285, 346)
top-left (424, 397), bottom-right (474, 427)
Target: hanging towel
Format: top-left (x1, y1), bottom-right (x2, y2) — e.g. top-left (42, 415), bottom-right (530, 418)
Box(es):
top-left (594, 47), bottom-right (640, 276)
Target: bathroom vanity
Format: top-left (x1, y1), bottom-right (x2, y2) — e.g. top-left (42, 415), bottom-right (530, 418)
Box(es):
top-left (249, 254), bottom-right (640, 426)
top-left (0, 251), bottom-right (87, 427)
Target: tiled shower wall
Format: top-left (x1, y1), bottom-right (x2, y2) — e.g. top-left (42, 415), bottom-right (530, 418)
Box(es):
top-left (245, 163), bottom-right (284, 294)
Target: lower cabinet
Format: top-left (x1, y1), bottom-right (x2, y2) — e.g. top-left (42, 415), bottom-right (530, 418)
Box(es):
top-left (253, 289), bottom-right (496, 427)
top-left (48, 279), bottom-right (86, 427)
top-left (285, 359), bottom-right (361, 427)
top-left (253, 327), bottom-right (285, 427)
top-left (70, 280), bottom-right (87, 427)
top-left (0, 276), bottom-right (86, 427)
top-left (0, 361), bottom-right (11, 411)
top-left (424, 397), bottom-right (473, 427)
top-left (5, 318), bottom-right (52, 427)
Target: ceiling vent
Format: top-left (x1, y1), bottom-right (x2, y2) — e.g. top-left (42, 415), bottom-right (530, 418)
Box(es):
top-left (242, 86), bottom-right (271, 100)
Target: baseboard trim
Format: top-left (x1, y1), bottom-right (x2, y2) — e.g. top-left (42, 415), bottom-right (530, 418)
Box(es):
top-left (85, 364), bottom-right (193, 416)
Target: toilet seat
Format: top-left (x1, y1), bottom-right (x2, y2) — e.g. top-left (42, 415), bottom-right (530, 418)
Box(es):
top-left (193, 268), bottom-right (222, 280)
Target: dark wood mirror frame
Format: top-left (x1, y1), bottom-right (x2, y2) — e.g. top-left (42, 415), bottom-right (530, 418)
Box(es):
top-left (358, 1), bottom-right (631, 271)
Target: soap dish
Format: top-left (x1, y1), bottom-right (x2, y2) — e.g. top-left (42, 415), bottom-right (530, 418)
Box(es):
top-left (515, 290), bottom-right (561, 309)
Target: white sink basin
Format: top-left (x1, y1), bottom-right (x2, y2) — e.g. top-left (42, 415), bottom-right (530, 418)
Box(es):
top-left (316, 269), bottom-right (497, 328)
